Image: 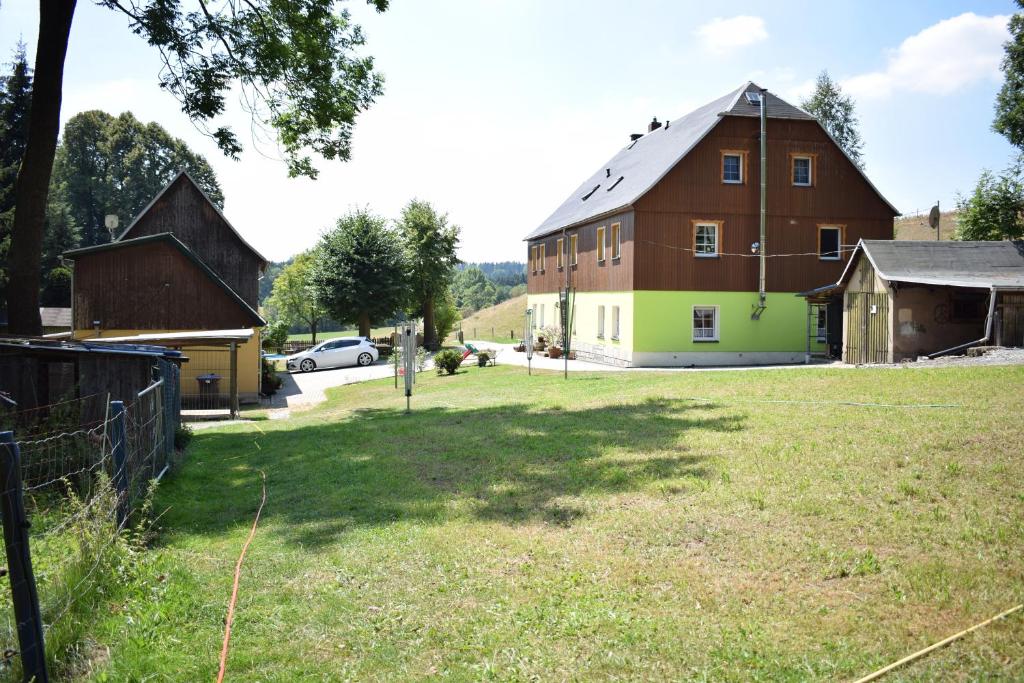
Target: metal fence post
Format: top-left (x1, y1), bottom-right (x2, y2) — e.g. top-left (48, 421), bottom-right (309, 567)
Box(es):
top-left (0, 431), bottom-right (49, 683)
top-left (110, 401), bottom-right (129, 529)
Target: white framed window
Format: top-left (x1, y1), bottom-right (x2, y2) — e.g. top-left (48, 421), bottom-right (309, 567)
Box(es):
top-left (597, 305), bottom-right (605, 339)
top-left (570, 234), bottom-right (578, 266)
top-left (610, 223), bottom-right (621, 260)
top-left (531, 303), bottom-right (538, 329)
top-left (818, 226), bottom-right (842, 260)
top-left (792, 155), bottom-right (812, 186)
top-left (611, 305), bottom-right (620, 340)
top-left (722, 152), bottom-right (743, 183)
top-left (694, 222), bottom-right (719, 257)
top-left (539, 303), bottom-right (545, 327)
top-left (814, 304), bottom-right (827, 342)
top-left (596, 226), bottom-right (606, 262)
top-left (556, 237), bottom-right (564, 269)
top-left (572, 304), bottom-right (577, 335)
top-left (692, 306), bottom-right (719, 342)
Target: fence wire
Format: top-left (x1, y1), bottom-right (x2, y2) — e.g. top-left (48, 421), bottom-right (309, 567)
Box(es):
top-left (0, 383), bottom-right (174, 681)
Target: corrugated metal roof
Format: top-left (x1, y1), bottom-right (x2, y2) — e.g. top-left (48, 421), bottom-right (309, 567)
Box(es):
top-left (0, 338), bottom-right (184, 359)
top-left (526, 82), bottom-right (897, 240)
top-left (842, 239), bottom-right (1024, 289)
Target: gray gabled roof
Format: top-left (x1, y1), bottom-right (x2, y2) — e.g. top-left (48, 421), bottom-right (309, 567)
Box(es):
top-left (839, 239), bottom-right (1024, 289)
top-left (526, 82), bottom-right (897, 240)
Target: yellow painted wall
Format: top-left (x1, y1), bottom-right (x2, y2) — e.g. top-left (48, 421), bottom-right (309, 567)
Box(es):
top-left (528, 291), bottom-right (634, 365)
top-left (71, 328), bottom-right (262, 401)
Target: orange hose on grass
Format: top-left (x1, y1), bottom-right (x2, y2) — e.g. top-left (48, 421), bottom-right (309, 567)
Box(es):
top-left (216, 469), bottom-right (267, 683)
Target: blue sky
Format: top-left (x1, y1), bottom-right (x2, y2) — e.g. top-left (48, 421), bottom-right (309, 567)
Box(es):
top-left (0, 1), bottom-right (1017, 262)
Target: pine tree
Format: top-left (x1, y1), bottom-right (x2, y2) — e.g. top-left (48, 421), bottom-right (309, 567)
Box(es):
top-left (800, 71), bottom-right (865, 169)
top-left (0, 44), bottom-right (33, 312)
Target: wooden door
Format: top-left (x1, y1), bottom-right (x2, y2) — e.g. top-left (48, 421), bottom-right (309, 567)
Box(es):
top-left (845, 292), bottom-right (890, 364)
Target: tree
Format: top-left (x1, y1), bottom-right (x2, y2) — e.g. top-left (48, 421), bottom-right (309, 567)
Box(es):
top-left (994, 2), bottom-right (1024, 151)
top-left (433, 289), bottom-right (461, 346)
top-left (397, 199), bottom-right (460, 350)
top-left (53, 110), bottom-right (222, 247)
top-left (955, 168), bottom-right (1024, 240)
top-left (262, 320), bottom-right (290, 353)
top-left (800, 71), bottom-right (865, 169)
top-left (311, 209), bottom-right (406, 337)
top-left (266, 251), bottom-right (328, 343)
top-left (8, 0), bottom-right (388, 335)
top-left (0, 45), bottom-right (33, 313)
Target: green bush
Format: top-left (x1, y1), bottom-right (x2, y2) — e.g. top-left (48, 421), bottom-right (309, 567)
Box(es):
top-left (262, 320), bottom-right (289, 352)
top-left (261, 357), bottom-right (283, 395)
top-left (175, 423), bottom-right (194, 450)
top-left (477, 352), bottom-right (490, 367)
top-left (434, 348), bottom-right (463, 376)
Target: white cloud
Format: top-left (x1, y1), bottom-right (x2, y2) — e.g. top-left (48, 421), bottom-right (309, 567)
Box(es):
top-left (843, 13), bottom-right (1010, 99)
top-left (694, 16), bottom-right (768, 55)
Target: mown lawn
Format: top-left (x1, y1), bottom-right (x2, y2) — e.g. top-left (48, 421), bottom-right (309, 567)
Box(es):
top-left (86, 364), bottom-right (1023, 680)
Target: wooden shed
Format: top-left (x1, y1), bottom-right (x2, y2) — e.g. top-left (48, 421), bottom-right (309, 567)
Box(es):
top-left (803, 240), bottom-right (1024, 363)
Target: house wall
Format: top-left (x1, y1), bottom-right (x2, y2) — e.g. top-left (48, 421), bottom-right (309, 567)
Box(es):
top-left (122, 174), bottom-right (263, 306)
top-left (71, 328), bottom-right (262, 403)
top-left (528, 291), bottom-right (636, 367)
top-left (890, 285), bottom-right (989, 361)
top-left (71, 240), bottom-right (258, 331)
top-left (632, 116), bottom-right (894, 293)
top-left (527, 210), bottom-right (634, 294)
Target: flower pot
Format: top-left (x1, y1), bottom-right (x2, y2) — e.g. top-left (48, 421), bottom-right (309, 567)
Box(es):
top-left (548, 347), bottom-right (562, 359)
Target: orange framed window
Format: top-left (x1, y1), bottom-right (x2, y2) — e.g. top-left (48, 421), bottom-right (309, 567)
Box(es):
top-left (596, 226), bottom-right (606, 262)
top-left (610, 223), bottom-right (621, 260)
top-left (790, 153), bottom-right (815, 186)
top-left (531, 245), bottom-right (538, 273)
top-left (539, 243), bottom-right (546, 272)
top-left (569, 234), bottom-right (578, 266)
top-left (556, 237), bottom-right (564, 269)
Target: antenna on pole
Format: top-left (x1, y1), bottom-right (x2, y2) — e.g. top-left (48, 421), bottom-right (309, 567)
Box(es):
top-left (104, 214), bottom-right (119, 241)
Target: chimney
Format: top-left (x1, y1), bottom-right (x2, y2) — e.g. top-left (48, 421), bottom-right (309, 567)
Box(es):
top-left (629, 133), bottom-right (643, 142)
top-left (648, 117), bottom-right (662, 133)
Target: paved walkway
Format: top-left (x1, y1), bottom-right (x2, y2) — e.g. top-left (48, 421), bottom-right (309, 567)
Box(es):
top-left (268, 360), bottom-right (398, 411)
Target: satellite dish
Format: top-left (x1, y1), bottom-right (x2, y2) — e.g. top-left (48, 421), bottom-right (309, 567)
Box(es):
top-left (105, 214), bottom-right (119, 230)
top-left (927, 204), bottom-right (940, 230)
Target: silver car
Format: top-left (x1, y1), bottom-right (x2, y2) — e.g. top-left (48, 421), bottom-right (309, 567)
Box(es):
top-left (286, 337), bottom-right (379, 373)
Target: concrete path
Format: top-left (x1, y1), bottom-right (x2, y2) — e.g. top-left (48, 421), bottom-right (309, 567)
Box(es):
top-left (269, 360), bottom-right (397, 411)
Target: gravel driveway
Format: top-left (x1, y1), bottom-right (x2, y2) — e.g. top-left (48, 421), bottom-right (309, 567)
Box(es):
top-left (269, 360), bottom-right (397, 411)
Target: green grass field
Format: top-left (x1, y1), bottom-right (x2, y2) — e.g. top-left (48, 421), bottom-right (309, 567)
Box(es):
top-left (81, 364), bottom-right (1022, 680)
top-left (286, 326), bottom-right (397, 342)
top-left (449, 294), bottom-right (526, 344)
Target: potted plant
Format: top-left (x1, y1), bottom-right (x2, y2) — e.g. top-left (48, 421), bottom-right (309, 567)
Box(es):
top-left (542, 326), bottom-right (562, 358)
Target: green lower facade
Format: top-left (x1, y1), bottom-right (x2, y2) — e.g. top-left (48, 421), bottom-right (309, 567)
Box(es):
top-left (527, 290), bottom-right (825, 367)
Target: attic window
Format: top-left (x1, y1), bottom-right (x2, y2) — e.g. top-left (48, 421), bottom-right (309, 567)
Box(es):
top-left (606, 176), bottom-right (624, 191)
top-left (582, 185), bottom-right (601, 201)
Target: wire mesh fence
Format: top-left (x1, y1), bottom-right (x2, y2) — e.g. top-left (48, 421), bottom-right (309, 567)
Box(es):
top-left (0, 380), bottom-right (177, 682)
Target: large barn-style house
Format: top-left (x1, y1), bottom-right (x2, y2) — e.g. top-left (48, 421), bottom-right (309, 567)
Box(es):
top-left (525, 82), bottom-right (898, 367)
top-left (64, 171), bottom-right (266, 413)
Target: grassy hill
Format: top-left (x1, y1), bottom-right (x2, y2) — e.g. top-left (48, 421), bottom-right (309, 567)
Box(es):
top-left (894, 211), bottom-right (959, 240)
top-left (452, 294), bottom-right (527, 343)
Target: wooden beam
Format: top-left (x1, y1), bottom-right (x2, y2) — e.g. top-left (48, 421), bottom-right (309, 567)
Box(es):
top-left (229, 341), bottom-right (238, 419)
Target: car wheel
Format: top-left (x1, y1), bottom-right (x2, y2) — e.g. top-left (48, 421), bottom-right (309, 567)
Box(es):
top-left (357, 352), bottom-right (373, 367)
top-left (300, 358), bottom-right (316, 373)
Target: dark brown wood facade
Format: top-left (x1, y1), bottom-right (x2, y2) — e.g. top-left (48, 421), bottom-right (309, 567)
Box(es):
top-left (121, 174), bottom-right (264, 306)
top-left (528, 116), bottom-right (895, 294)
top-left (528, 210), bottom-right (635, 293)
top-left (71, 239), bottom-right (260, 331)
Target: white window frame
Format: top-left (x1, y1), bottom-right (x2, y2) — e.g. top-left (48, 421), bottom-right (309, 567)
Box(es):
top-left (597, 305), bottom-right (605, 339)
top-left (531, 304), bottom-right (538, 329)
top-left (539, 303), bottom-right (545, 327)
top-left (818, 226), bottom-right (842, 261)
top-left (694, 222), bottom-right (719, 258)
top-left (722, 153), bottom-right (743, 184)
top-left (692, 305), bottom-right (719, 342)
top-left (611, 305), bottom-right (620, 341)
top-left (792, 156), bottom-right (812, 187)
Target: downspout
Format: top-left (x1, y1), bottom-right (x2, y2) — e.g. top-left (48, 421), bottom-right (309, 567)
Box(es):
top-left (927, 287), bottom-right (998, 358)
top-left (758, 88), bottom-right (767, 312)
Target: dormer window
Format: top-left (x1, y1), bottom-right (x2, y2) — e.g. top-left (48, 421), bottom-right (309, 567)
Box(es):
top-left (722, 151), bottom-right (744, 184)
top-left (792, 155), bottom-right (813, 186)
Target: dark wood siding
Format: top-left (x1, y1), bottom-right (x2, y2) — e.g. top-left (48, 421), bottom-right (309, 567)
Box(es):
top-left (633, 116), bottom-right (894, 292)
top-left (527, 210), bottom-right (634, 294)
top-left (123, 175), bottom-right (263, 306)
top-left (72, 240), bottom-right (258, 330)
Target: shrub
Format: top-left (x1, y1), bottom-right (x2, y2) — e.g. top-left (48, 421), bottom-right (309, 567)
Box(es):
top-left (261, 357), bottom-right (283, 395)
top-left (477, 352), bottom-right (490, 367)
top-left (262, 320), bottom-right (289, 352)
top-left (434, 348), bottom-right (463, 375)
top-left (174, 423), bottom-right (194, 450)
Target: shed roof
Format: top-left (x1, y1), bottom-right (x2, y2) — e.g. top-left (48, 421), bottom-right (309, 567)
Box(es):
top-left (526, 82), bottom-right (897, 240)
top-left (0, 337), bottom-right (184, 360)
top-left (63, 233), bottom-right (266, 327)
top-left (117, 170), bottom-right (268, 267)
top-left (840, 239), bottom-right (1024, 289)
top-left (88, 328), bottom-right (255, 346)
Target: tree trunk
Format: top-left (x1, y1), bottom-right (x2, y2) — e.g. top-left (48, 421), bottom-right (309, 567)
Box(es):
top-left (7, 0), bottom-right (77, 335)
top-left (357, 311), bottom-right (370, 337)
top-left (310, 318), bottom-right (318, 345)
top-left (422, 294), bottom-right (437, 351)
